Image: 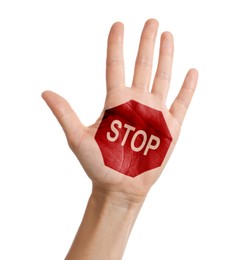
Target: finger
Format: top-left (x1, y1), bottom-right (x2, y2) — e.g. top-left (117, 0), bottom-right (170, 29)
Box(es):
top-left (151, 32), bottom-right (174, 100)
top-left (132, 19), bottom-right (159, 90)
top-left (42, 91), bottom-right (85, 149)
top-left (169, 69), bottom-right (198, 125)
top-left (106, 22), bottom-right (125, 91)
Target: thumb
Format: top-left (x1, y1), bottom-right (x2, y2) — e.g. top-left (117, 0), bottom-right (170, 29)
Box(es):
top-left (42, 90), bottom-right (86, 149)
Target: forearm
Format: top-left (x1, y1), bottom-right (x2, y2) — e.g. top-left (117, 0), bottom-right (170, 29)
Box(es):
top-left (65, 186), bottom-right (144, 260)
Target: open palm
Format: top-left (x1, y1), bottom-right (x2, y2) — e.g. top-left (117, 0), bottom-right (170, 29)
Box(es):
top-left (42, 19), bottom-right (198, 201)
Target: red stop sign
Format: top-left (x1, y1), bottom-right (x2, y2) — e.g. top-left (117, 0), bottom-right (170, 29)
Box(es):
top-left (95, 100), bottom-right (172, 177)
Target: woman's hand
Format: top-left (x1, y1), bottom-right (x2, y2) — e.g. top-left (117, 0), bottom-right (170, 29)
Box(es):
top-left (42, 19), bottom-right (198, 205)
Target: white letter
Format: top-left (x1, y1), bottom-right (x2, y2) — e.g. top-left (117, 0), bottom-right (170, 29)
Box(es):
top-left (121, 124), bottom-right (135, 146)
top-left (143, 135), bottom-right (160, 155)
top-left (131, 130), bottom-right (147, 152)
top-left (107, 120), bottom-right (122, 142)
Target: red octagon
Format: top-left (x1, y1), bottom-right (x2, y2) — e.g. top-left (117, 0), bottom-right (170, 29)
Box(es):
top-left (94, 100), bottom-right (172, 178)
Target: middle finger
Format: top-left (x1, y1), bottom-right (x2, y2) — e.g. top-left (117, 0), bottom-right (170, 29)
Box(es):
top-left (132, 19), bottom-right (159, 91)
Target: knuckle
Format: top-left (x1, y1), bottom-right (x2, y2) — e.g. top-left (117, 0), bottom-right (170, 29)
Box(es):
top-left (176, 95), bottom-right (189, 109)
top-left (67, 137), bottom-right (76, 150)
top-left (132, 82), bottom-right (147, 89)
top-left (155, 70), bottom-right (170, 82)
top-left (135, 56), bottom-right (152, 68)
top-left (106, 58), bottom-right (124, 67)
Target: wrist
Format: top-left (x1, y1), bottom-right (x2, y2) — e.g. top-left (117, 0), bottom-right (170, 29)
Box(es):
top-left (70, 186), bottom-right (144, 259)
top-left (65, 185), bottom-right (143, 260)
top-left (91, 185), bottom-right (146, 211)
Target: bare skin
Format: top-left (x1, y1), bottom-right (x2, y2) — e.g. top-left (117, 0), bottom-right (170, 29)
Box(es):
top-left (42, 19), bottom-right (198, 260)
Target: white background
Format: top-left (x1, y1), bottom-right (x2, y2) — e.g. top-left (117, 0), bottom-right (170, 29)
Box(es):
top-left (0, 0), bottom-right (241, 259)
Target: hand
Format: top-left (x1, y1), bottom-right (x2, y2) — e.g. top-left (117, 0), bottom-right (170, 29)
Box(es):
top-left (42, 19), bottom-right (198, 205)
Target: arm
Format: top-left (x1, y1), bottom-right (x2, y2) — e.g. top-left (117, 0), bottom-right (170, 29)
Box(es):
top-left (42, 19), bottom-right (198, 259)
top-left (65, 187), bottom-right (143, 260)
